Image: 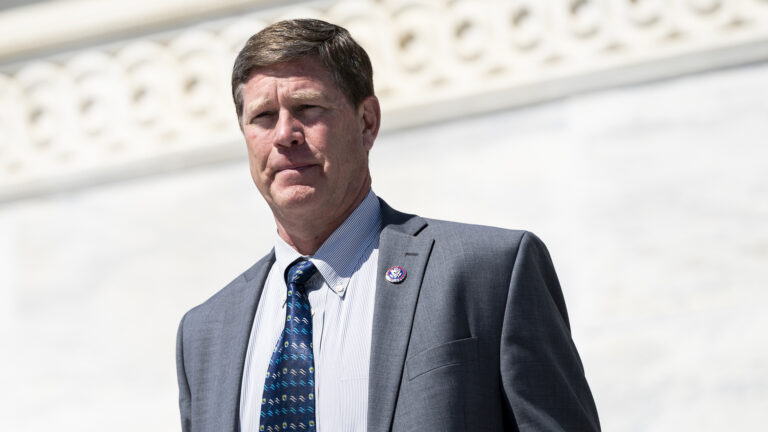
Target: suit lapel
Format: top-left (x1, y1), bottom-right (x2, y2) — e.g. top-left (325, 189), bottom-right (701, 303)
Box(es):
top-left (368, 201), bottom-right (434, 432)
top-left (215, 252), bottom-right (274, 431)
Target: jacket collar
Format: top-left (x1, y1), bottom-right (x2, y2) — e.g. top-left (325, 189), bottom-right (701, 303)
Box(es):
top-left (217, 252), bottom-right (274, 432)
top-left (367, 199), bottom-right (433, 432)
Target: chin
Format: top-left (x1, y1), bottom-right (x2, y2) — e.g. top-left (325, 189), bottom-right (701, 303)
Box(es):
top-left (272, 185), bottom-right (321, 210)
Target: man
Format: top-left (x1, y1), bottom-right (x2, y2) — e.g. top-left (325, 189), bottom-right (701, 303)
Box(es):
top-left (176, 18), bottom-right (600, 432)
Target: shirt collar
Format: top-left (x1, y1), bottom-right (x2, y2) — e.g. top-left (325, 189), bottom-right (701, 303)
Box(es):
top-left (272, 189), bottom-right (382, 297)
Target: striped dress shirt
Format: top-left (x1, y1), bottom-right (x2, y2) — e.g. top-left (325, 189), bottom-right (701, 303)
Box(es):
top-left (239, 190), bottom-right (382, 432)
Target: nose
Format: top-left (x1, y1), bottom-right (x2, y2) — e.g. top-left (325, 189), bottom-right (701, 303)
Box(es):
top-left (274, 109), bottom-right (304, 148)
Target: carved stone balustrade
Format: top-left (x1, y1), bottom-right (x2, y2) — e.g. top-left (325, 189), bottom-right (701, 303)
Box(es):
top-left (1, 0), bottom-right (767, 200)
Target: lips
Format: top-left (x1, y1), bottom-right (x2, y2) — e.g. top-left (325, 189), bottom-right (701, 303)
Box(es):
top-left (273, 162), bottom-right (319, 177)
top-left (277, 163), bottom-right (314, 172)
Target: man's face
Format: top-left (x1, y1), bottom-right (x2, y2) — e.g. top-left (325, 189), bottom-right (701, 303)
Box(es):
top-left (239, 56), bottom-right (378, 223)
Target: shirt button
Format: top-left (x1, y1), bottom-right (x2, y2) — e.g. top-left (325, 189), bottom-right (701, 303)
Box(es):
top-left (311, 308), bottom-right (315, 317)
top-left (334, 285), bottom-right (344, 293)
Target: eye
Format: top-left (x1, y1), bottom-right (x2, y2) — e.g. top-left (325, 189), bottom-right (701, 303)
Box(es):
top-left (249, 110), bottom-right (275, 123)
top-left (296, 104), bottom-right (324, 120)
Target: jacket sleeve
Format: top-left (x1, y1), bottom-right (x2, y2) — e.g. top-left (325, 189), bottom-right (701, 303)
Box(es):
top-left (176, 313), bottom-right (192, 432)
top-left (500, 232), bottom-right (601, 431)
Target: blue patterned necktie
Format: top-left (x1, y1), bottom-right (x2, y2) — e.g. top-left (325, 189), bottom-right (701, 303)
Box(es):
top-left (260, 259), bottom-right (318, 432)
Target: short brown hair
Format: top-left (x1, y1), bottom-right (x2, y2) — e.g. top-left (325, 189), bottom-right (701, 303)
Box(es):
top-left (231, 18), bottom-right (374, 121)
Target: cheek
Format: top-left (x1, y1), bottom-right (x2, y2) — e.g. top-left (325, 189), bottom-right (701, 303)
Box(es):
top-left (317, 126), bottom-right (362, 162)
top-left (244, 136), bottom-right (271, 166)
top-left (337, 136), bottom-right (368, 168)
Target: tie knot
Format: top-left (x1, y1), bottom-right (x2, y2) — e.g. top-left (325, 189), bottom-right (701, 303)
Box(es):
top-left (285, 259), bottom-right (317, 285)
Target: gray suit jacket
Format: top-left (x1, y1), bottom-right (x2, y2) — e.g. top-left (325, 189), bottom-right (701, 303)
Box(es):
top-left (176, 200), bottom-right (600, 431)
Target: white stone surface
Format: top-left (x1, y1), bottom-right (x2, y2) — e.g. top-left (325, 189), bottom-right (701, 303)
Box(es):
top-left (2, 60), bottom-right (767, 431)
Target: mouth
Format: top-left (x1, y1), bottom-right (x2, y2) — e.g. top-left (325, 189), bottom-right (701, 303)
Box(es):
top-left (274, 163), bottom-right (319, 177)
top-left (278, 164), bottom-right (314, 172)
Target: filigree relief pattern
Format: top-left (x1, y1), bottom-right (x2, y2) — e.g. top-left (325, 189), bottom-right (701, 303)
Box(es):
top-left (1, 0), bottom-right (767, 197)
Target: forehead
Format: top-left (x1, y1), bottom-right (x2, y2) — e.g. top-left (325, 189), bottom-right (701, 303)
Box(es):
top-left (243, 57), bottom-right (341, 98)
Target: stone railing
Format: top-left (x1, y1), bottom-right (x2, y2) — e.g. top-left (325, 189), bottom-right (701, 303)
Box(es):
top-left (1, 0), bottom-right (767, 201)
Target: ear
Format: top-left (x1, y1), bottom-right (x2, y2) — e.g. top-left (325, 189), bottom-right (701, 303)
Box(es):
top-left (358, 95), bottom-right (381, 152)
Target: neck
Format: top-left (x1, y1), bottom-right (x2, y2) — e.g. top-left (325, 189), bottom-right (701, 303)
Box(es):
top-left (274, 180), bottom-right (371, 255)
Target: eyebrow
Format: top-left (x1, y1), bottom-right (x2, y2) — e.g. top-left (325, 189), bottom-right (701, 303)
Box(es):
top-left (243, 90), bottom-right (327, 118)
top-left (243, 97), bottom-right (274, 118)
top-left (288, 90), bottom-right (325, 103)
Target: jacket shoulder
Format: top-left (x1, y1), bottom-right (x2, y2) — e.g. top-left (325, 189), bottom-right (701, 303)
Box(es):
top-left (181, 251), bottom-right (274, 325)
top-left (378, 198), bottom-right (546, 253)
top-left (422, 217), bottom-right (537, 247)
